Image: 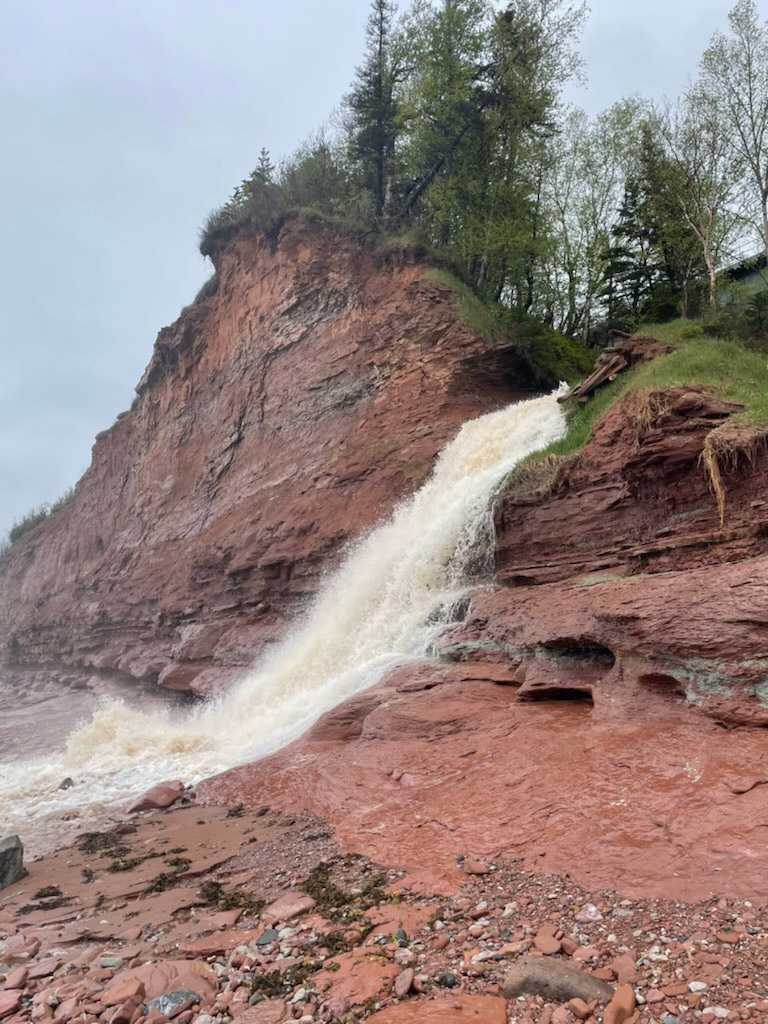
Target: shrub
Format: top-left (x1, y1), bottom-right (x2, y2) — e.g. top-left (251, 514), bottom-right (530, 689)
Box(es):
top-left (503, 307), bottom-right (595, 387)
top-left (193, 272), bottom-right (219, 305)
top-left (199, 182), bottom-right (285, 258)
top-left (6, 487), bottom-right (74, 546)
top-left (8, 505), bottom-right (53, 544)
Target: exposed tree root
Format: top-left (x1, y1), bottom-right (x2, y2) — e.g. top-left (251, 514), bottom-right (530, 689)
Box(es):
top-left (700, 426), bottom-right (767, 525)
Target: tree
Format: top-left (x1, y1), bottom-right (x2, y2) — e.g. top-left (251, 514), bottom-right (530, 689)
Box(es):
top-left (231, 148), bottom-right (276, 205)
top-left (539, 100), bottom-right (644, 338)
top-left (634, 125), bottom-right (707, 317)
top-left (394, 0), bottom-right (586, 303)
top-left (656, 90), bottom-right (748, 309)
top-left (396, 0), bottom-right (492, 228)
top-left (473, 0), bottom-right (587, 304)
top-left (601, 179), bottom-right (658, 323)
top-left (701, 0), bottom-right (768, 258)
top-left (280, 129), bottom-right (355, 215)
top-left (347, 0), bottom-right (401, 220)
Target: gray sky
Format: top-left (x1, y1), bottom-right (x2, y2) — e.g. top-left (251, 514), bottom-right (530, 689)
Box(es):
top-left (0, 0), bottom-right (744, 535)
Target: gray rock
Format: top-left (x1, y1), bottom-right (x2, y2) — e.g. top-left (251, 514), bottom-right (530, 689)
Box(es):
top-left (255, 928), bottom-right (279, 946)
top-left (147, 990), bottom-right (201, 1016)
top-left (0, 835), bottom-right (27, 891)
top-left (501, 955), bottom-right (614, 1004)
top-left (98, 956), bottom-right (125, 969)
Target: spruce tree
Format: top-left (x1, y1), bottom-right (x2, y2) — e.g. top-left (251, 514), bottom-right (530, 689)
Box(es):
top-left (347, 0), bottom-right (400, 220)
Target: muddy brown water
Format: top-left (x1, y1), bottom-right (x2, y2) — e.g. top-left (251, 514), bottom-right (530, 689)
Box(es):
top-left (0, 677), bottom-right (192, 856)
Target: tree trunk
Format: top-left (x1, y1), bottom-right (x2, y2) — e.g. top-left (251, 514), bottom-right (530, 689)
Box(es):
top-left (705, 250), bottom-right (717, 310)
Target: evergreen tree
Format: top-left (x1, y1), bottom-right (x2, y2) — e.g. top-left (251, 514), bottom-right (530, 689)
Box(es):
top-left (635, 126), bottom-right (706, 316)
top-left (231, 148), bottom-right (276, 205)
top-left (347, 0), bottom-right (400, 220)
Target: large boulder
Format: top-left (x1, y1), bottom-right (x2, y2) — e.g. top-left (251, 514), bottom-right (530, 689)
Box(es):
top-left (0, 835), bottom-right (26, 890)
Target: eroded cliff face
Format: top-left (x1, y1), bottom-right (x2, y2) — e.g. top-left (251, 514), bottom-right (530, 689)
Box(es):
top-left (0, 219), bottom-right (530, 699)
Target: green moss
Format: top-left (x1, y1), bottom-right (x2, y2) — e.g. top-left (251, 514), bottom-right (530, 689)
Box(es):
top-left (426, 269), bottom-right (594, 387)
top-left (438, 639), bottom-right (517, 662)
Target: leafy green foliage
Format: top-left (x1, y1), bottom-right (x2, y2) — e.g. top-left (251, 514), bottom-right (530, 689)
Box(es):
top-left (8, 505), bottom-right (51, 544)
top-left (347, 0), bottom-right (400, 219)
top-left (197, 0), bottom-right (768, 362)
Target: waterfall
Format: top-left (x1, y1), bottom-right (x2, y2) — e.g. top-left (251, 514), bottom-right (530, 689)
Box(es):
top-left (0, 387), bottom-right (567, 843)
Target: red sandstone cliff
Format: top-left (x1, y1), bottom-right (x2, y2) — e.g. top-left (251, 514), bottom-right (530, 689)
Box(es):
top-left (0, 218), bottom-right (532, 698)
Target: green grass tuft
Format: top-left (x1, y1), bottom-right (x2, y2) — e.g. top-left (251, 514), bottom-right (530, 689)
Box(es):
top-left (635, 318), bottom-right (705, 344)
top-left (6, 487), bottom-right (75, 547)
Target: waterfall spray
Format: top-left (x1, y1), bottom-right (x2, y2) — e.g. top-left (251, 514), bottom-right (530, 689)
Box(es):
top-left (0, 387), bottom-right (567, 844)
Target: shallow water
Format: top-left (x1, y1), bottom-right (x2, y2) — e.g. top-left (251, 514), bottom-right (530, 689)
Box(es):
top-left (0, 678), bottom-right (189, 763)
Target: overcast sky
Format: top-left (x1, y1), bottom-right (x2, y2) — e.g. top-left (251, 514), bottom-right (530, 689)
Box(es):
top-left (0, 0), bottom-right (744, 536)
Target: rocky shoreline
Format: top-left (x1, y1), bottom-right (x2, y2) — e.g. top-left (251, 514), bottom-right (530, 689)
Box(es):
top-left (2, 794), bottom-right (766, 1024)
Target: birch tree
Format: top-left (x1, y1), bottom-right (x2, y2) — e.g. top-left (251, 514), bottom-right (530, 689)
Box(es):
top-left (540, 100), bottom-right (643, 337)
top-left (656, 90), bottom-right (748, 308)
top-left (701, 0), bottom-right (768, 258)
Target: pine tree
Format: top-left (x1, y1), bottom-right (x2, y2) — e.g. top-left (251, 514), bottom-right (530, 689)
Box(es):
top-left (231, 148), bottom-right (276, 206)
top-left (254, 148), bottom-right (275, 185)
top-left (347, 0), bottom-right (400, 220)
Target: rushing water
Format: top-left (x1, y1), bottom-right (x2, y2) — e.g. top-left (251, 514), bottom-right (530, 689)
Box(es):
top-left (0, 388), bottom-right (567, 850)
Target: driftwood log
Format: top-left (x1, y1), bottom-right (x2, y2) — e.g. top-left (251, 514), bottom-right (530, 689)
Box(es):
top-left (558, 335), bottom-right (670, 404)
